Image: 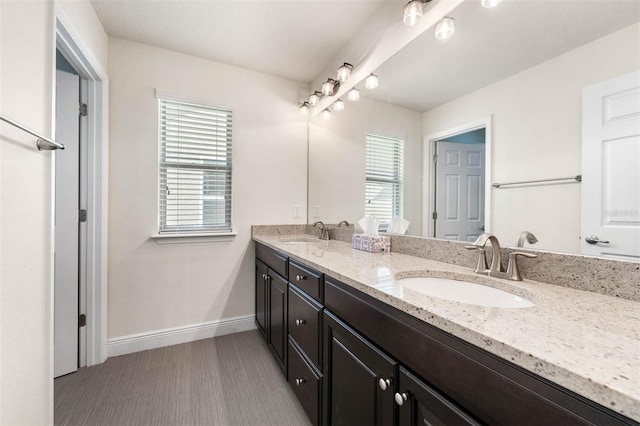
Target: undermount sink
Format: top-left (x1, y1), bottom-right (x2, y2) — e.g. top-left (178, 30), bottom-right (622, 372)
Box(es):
top-left (397, 277), bottom-right (535, 308)
top-left (279, 237), bottom-right (321, 244)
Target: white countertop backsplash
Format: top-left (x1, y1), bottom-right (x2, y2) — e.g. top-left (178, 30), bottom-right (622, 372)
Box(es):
top-left (252, 227), bottom-right (640, 421)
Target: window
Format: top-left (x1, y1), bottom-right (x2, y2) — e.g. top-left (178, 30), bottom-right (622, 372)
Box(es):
top-left (158, 96), bottom-right (233, 234)
top-left (365, 134), bottom-right (404, 225)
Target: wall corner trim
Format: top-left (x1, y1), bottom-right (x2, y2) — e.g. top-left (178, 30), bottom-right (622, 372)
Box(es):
top-left (106, 315), bottom-right (256, 357)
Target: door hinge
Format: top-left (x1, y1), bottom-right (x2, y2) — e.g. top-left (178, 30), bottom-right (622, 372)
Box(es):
top-left (78, 314), bottom-right (86, 328)
top-left (79, 209), bottom-right (87, 222)
top-left (79, 103), bottom-right (88, 117)
top-left (432, 212), bottom-right (438, 220)
top-left (433, 154), bottom-right (438, 163)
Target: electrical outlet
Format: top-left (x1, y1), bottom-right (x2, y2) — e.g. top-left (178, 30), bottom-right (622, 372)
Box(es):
top-left (313, 205), bottom-right (320, 218)
top-left (293, 205), bottom-right (301, 218)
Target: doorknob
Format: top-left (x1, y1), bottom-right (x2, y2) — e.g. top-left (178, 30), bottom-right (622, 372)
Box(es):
top-left (480, 225), bottom-right (485, 231)
top-left (585, 235), bottom-right (610, 245)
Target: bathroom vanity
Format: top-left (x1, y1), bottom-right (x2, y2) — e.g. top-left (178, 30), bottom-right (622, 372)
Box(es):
top-left (253, 230), bottom-right (639, 426)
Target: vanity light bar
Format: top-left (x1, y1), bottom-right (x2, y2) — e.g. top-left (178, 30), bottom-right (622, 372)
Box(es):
top-left (301, 63), bottom-right (380, 110)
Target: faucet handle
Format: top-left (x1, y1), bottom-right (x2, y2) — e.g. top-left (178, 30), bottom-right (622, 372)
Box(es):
top-left (509, 251), bottom-right (538, 259)
top-left (320, 227), bottom-right (330, 240)
top-left (464, 245), bottom-right (489, 273)
top-left (506, 252), bottom-right (538, 281)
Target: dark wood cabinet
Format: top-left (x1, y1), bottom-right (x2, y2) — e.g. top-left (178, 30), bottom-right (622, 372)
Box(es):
top-left (254, 243), bottom-right (636, 426)
top-left (255, 243), bottom-right (289, 376)
top-left (255, 259), bottom-right (268, 336)
top-left (396, 367), bottom-right (479, 426)
top-left (324, 276), bottom-right (634, 426)
top-left (288, 261), bottom-right (325, 425)
top-left (323, 311), bottom-right (397, 426)
top-left (268, 271), bottom-right (287, 375)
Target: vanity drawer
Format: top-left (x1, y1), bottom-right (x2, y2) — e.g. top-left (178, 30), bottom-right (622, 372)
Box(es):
top-left (288, 284), bottom-right (322, 369)
top-left (289, 259), bottom-right (322, 302)
top-left (288, 338), bottom-right (322, 426)
top-left (255, 243), bottom-right (287, 278)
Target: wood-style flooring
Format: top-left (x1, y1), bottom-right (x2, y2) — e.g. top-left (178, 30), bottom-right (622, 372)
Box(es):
top-left (54, 330), bottom-right (311, 426)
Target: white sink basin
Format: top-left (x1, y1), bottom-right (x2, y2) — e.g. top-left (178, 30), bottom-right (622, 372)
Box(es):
top-left (398, 277), bottom-right (534, 308)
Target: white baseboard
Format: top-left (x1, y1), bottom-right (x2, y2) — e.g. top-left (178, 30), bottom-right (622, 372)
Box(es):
top-left (107, 315), bottom-right (256, 357)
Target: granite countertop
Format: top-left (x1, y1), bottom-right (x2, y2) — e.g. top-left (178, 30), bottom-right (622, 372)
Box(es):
top-left (253, 234), bottom-right (640, 421)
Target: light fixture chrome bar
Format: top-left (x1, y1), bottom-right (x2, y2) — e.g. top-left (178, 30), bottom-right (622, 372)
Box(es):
top-left (0, 113), bottom-right (65, 150)
top-left (492, 175), bottom-right (581, 188)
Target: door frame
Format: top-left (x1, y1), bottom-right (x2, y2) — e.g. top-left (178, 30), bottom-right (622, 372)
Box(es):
top-left (422, 117), bottom-right (492, 238)
top-left (55, 5), bottom-right (109, 366)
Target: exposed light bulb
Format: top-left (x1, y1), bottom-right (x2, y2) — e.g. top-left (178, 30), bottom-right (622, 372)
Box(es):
top-left (299, 102), bottom-right (310, 115)
top-left (347, 88), bottom-right (360, 101)
top-left (403, 0), bottom-right (423, 26)
top-left (481, 0), bottom-right (502, 8)
top-left (321, 108), bottom-right (332, 119)
top-left (336, 63), bottom-right (353, 82)
top-left (322, 79), bottom-right (337, 96)
top-left (365, 74), bottom-right (379, 90)
top-left (435, 16), bottom-right (455, 40)
top-left (333, 99), bottom-right (345, 111)
top-left (309, 91), bottom-right (321, 107)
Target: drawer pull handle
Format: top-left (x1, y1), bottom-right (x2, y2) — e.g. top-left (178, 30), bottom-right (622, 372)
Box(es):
top-left (295, 378), bottom-right (305, 386)
top-left (295, 319), bottom-right (306, 326)
top-left (394, 392), bottom-right (408, 406)
top-left (296, 274), bottom-right (306, 281)
top-left (378, 378), bottom-right (391, 391)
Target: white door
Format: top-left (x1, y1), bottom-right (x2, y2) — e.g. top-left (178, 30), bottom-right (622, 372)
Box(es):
top-left (435, 141), bottom-right (485, 241)
top-left (54, 70), bottom-right (80, 377)
top-left (582, 71), bottom-right (640, 260)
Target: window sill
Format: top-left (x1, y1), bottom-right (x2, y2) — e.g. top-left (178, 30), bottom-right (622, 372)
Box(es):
top-left (150, 231), bottom-right (237, 245)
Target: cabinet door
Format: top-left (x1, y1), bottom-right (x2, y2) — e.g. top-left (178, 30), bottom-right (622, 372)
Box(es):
top-left (396, 367), bottom-right (480, 426)
top-left (323, 311), bottom-right (396, 426)
top-left (268, 271), bottom-right (288, 375)
top-left (255, 260), bottom-right (268, 337)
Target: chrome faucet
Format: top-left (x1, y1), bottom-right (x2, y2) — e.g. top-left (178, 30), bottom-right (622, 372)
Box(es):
top-left (465, 233), bottom-right (537, 281)
top-left (517, 231), bottom-right (538, 247)
top-left (338, 220), bottom-right (350, 228)
top-left (313, 221), bottom-right (330, 240)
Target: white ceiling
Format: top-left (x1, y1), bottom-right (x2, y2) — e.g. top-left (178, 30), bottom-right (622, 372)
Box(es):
top-left (90, 0), bottom-right (388, 83)
top-left (367, 0), bottom-right (640, 112)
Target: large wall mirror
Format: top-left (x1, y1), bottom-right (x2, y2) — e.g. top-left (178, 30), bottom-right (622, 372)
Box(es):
top-left (308, 0), bottom-right (640, 257)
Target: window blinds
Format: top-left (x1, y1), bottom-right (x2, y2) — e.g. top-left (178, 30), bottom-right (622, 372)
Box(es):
top-left (159, 98), bottom-right (233, 233)
top-left (365, 134), bottom-right (404, 224)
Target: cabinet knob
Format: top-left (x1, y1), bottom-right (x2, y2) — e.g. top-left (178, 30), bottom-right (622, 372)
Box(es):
top-left (262, 273), bottom-right (267, 280)
top-left (378, 378), bottom-right (392, 391)
top-left (295, 378), bottom-right (305, 386)
top-left (295, 319), bottom-right (306, 326)
top-left (394, 392), bottom-right (408, 406)
top-left (296, 274), bottom-right (306, 281)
